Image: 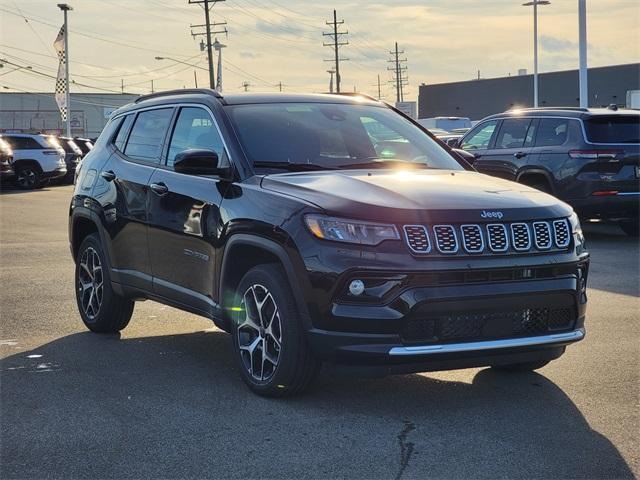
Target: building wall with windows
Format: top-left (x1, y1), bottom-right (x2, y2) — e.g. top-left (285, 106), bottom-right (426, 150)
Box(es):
top-left (418, 63), bottom-right (640, 121)
top-left (0, 92), bottom-right (138, 138)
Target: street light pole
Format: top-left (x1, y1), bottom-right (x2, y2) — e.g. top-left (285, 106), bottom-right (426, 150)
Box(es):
top-left (523, 1), bottom-right (550, 108)
top-left (578, 0), bottom-right (588, 108)
top-left (58, 3), bottom-right (72, 137)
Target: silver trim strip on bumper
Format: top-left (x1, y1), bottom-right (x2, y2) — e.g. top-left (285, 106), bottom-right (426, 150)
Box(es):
top-left (388, 328), bottom-right (585, 356)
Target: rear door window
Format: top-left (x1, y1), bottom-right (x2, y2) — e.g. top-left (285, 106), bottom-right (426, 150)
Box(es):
top-left (584, 115), bottom-right (640, 144)
top-left (535, 118), bottom-right (570, 147)
top-left (460, 120), bottom-right (498, 150)
top-left (124, 108), bottom-right (173, 162)
top-left (495, 118), bottom-right (532, 149)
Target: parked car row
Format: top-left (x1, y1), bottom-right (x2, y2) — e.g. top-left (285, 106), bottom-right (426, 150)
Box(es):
top-left (0, 133), bottom-right (93, 189)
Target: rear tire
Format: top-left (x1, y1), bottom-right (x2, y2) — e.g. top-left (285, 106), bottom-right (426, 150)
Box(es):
top-left (619, 220), bottom-right (639, 237)
top-left (492, 360), bottom-right (551, 372)
top-left (230, 264), bottom-right (320, 397)
top-left (15, 164), bottom-right (42, 190)
top-left (75, 233), bottom-right (134, 333)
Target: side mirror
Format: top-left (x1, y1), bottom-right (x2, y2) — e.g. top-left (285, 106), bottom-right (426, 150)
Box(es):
top-left (173, 149), bottom-right (229, 176)
top-left (449, 138), bottom-right (461, 148)
top-left (452, 148), bottom-right (476, 165)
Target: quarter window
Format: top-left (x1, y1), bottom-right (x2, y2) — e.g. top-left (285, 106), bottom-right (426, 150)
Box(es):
top-left (460, 121), bottom-right (498, 150)
top-left (495, 118), bottom-right (532, 149)
top-left (167, 107), bottom-right (225, 167)
top-left (535, 118), bottom-right (570, 147)
top-left (124, 108), bottom-right (173, 162)
top-left (113, 115), bottom-right (134, 152)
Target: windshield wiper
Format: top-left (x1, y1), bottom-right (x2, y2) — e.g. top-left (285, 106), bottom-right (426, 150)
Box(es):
top-left (336, 159), bottom-right (432, 169)
top-left (253, 161), bottom-right (338, 172)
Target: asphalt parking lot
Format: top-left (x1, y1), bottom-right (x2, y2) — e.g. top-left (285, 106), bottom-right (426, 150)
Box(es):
top-left (1, 184), bottom-right (638, 479)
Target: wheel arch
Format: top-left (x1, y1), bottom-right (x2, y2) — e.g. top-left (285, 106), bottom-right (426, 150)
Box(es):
top-left (516, 168), bottom-right (556, 194)
top-left (219, 234), bottom-right (312, 331)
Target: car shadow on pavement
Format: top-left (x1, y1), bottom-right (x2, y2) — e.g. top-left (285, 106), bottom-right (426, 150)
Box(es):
top-left (1, 330), bottom-right (634, 479)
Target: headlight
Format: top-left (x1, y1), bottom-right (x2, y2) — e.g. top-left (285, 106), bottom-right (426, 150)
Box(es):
top-left (569, 212), bottom-right (586, 252)
top-left (304, 214), bottom-right (399, 245)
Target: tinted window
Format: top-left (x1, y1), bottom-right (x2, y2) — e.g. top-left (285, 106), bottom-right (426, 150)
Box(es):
top-left (4, 136), bottom-right (41, 149)
top-left (114, 115), bottom-right (134, 151)
top-left (495, 119), bottom-right (532, 149)
top-left (124, 108), bottom-right (173, 161)
top-left (228, 103), bottom-right (463, 171)
top-left (584, 115), bottom-right (640, 144)
top-left (535, 118), bottom-right (570, 147)
top-left (167, 107), bottom-right (224, 167)
top-left (460, 121), bottom-right (497, 150)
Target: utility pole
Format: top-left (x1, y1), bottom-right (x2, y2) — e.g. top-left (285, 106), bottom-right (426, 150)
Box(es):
top-left (189, 0), bottom-right (227, 89)
top-left (121, 78), bottom-right (124, 93)
top-left (377, 74), bottom-right (381, 99)
top-left (323, 9), bottom-right (348, 93)
top-left (194, 70), bottom-right (198, 88)
top-left (151, 79), bottom-right (154, 93)
top-left (578, 0), bottom-right (588, 107)
top-left (241, 81), bottom-right (250, 92)
top-left (277, 81), bottom-right (283, 92)
top-left (388, 42), bottom-right (408, 103)
top-left (57, 3), bottom-right (72, 137)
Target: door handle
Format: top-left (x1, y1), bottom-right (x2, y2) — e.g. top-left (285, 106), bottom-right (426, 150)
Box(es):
top-left (100, 170), bottom-right (116, 182)
top-left (149, 182), bottom-right (169, 195)
top-left (514, 152), bottom-right (527, 159)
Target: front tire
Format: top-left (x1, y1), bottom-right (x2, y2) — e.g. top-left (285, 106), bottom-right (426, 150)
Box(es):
top-left (75, 234), bottom-right (134, 333)
top-left (231, 264), bottom-right (319, 397)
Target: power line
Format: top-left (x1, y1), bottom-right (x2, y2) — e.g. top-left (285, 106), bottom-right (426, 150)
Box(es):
top-left (323, 9), bottom-right (348, 93)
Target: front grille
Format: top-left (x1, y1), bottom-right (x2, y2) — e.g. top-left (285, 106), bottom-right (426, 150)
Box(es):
top-left (533, 222), bottom-right (552, 249)
top-left (403, 225), bottom-right (431, 253)
top-left (402, 218), bottom-right (572, 256)
top-left (486, 224), bottom-right (509, 252)
top-left (461, 225), bottom-right (484, 253)
top-left (433, 225), bottom-right (458, 253)
top-left (401, 306), bottom-right (576, 343)
top-left (510, 223), bottom-right (531, 251)
top-left (553, 219), bottom-right (570, 248)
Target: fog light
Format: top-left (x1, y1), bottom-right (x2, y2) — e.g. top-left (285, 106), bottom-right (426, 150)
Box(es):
top-left (348, 279), bottom-right (365, 296)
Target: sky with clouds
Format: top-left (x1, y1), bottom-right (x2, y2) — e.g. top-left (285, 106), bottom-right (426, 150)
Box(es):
top-left (0, 0), bottom-right (638, 100)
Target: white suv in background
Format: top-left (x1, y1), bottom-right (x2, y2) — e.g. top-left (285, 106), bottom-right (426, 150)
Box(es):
top-left (0, 133), bottom-right (67, 189)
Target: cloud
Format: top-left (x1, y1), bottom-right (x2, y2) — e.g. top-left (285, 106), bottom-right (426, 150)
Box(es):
top-left (540, 35), bottom-right (577, 52)
top-left (239, 51), bottom-right (261, 59)
top-left (255, 19), bottom-right (307, 37)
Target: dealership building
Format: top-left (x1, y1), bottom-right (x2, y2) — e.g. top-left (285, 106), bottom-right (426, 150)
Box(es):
top-left (418, 63), bottom-right (640, 121)
top-left (0, 92), bottom-right (138, 138)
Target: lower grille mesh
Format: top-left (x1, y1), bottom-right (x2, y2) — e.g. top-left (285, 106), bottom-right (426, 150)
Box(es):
top-left (401, 307), bottom-right (575, 343)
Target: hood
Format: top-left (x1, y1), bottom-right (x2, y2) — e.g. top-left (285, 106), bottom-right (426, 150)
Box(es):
top-left (261, 169), bottom-right (572, 223)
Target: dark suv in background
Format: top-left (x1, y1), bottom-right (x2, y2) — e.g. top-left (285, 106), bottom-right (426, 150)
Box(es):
top-left (69, 90), bottom-right (589, 397)
top-left (457, 107), bottom-right (640, 236)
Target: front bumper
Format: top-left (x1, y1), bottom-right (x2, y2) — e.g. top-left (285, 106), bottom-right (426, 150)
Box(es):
top-left (42, 166), bottom-right (67, 181)
top-left (306, 260), bottom-right (588, 371)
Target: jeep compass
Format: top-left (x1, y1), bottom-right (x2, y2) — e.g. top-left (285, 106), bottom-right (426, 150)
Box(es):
top-left (69, 90), bottom-right (589, 397)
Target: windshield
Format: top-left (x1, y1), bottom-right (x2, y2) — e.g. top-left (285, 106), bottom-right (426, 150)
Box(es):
top-left (584, 115), bottom-right (640, 144)
top-left (227, 102), bottom-right (464, 171)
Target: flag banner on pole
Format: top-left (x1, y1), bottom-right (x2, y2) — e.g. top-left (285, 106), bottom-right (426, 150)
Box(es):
top-left (53, 25), bottom-right (67, 121)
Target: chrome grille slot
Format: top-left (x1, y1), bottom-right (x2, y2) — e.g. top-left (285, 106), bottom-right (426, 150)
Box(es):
top-left (553, 219), bottom-right (570, 248)
top-left (403, 225), bottom-right (431, 253)
top-left (460, 225), bottom-right (484, 253)
top-left (510, 223), bottom-right (531, 251)
top-left (486, 224), bottom-right (509, 252)
top-left (533, 222), bottom-right (552, 249)
top-left (433, 225), bottom-right (458, 253)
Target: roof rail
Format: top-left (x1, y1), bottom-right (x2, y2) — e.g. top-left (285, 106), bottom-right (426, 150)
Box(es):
top-left (323, 92), bottom-right (380, 102)
top-left (134, 88), bottom-right (222, 104)
top-left (513, 106), bottom-right (590, 112)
